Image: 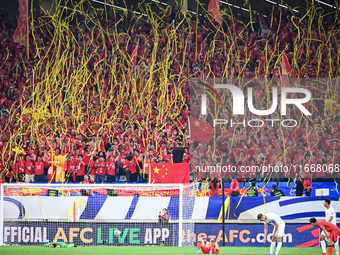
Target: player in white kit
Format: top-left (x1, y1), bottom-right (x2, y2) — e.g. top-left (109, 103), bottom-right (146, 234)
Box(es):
top-left (258, 213), bottom-right (286, 255)
top-left (320, 198), bottom-right (339, 255)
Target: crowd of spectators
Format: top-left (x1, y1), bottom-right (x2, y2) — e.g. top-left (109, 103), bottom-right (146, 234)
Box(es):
top-left (0, 1), bottom-right (339, 186)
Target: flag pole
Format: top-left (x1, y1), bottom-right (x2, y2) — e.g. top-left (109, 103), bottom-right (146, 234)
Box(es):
top-left (222, 177), bottom-right (225, 246)
top-left (148, 163), bottom-right (151, 184)
top-left (26, 0), bottom-right (29, 59)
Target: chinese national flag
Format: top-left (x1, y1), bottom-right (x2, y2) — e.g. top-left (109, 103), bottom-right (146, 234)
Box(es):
top-left (150, 163), bottom-right (190, 184)
top-left (13, 0), bottom-right (28, 46)
top-left (189, 117), bottom-right (213, 144)
top-left (282, 54), bottom-right (291, 87)
top-left (208, 0), bottom-right (221, 26)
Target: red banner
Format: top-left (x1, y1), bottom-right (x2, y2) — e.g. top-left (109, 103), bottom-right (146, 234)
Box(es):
top-left (150, 163), bottom-right (190, 184)
top-left (13, 0), bottom-right (28, 46)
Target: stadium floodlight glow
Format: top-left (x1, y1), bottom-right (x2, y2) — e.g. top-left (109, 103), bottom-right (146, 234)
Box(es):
top-left (151, 0), bottom-right (168, 6)
top-left (132, 10), bottom-right (148, 17)
top-left (89, 0), bottom-right (148, 16)
top-left (187, 10), bottom-right (202, 16)
top-left (265, 0), bottom-right (277, 5)
top-left (90, 0), bottom-right (125, 10)
top-left (220, 1), bottom-right (239, 8)
top-left (220, 1), bottom-right (250, 12)
top-left (264, 0), bottom-right (299, 13)
top-left (316, 0), bottom-right (339, 9)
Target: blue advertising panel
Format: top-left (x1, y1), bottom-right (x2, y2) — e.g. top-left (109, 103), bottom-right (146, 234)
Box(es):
top-left (192, 223), bottom-right (321, 247)
top-left (3, 222), bottom-right (323, 247)
top-left (3, 222), bottom-right (177, 246)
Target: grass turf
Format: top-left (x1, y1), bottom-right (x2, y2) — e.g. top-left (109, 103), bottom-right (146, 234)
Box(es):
top-left (0, 246), bottom-right (324, 255)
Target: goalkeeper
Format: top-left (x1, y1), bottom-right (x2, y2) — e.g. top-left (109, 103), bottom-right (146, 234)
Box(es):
top-left (44, 242), bottom-right (76, 248)
top-left (158, 208), bottom-right (169, 223)
top-left (196, 238), bottom-right (219, 254)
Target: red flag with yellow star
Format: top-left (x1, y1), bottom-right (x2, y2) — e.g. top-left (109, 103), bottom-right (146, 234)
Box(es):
top-left (189, 117), bottom-right (213, 144)
top-left (150, 163), bottom-right (190, 184)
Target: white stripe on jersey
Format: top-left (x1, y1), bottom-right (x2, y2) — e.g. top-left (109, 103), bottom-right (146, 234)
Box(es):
top-left (264, 212), bottom-right (284, 225)
top-left (326, 207), bottom-right (336, 225)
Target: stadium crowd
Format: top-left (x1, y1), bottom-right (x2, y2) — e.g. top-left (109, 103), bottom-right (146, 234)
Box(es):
top-left (0, 1), bottom-right (339, 186)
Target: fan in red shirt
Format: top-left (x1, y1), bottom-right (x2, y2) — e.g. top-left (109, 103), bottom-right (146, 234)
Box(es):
top-left (120, 102), bottom-right (130, 120)
top-left (123, 155), bottom-right (138, 182)
top-left (82, 175), bottom-right (92, 185)
top-left (24, 155), bottom-right (35, 183)
top-left (66, 155), bottom-right (77, 182)
top-left (95, 156), bottom-right (106, 183)
top-left (6, 157), bottom-right (15, 183)
top-left (34, 155), bottom-right (45, 182)
top-left (225, 175), bottom-right (240, 196)
top-left (310, 217), bottom-right (339, 255)
top-left (87, 156), bottom-right (97, 181)
top-left (76, 155), bottom-right (86, 182)
top-left (118, 148), bottom-right (127, 181)
top-left (16, 155), bottom-right (25, 182)
top-left (209, 178), bottom-right (220, 197)
top-left (0, 154), bottom-right (3, 179)
top-left (107, 155), bottom-right (118, 183)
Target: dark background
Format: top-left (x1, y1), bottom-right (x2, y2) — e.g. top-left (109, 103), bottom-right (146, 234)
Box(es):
top-left (1, 0), bottom-right (339, 20)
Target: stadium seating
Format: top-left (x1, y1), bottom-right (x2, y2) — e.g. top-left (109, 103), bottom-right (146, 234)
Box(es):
top-left (0, 2), bottom-right (339, 196)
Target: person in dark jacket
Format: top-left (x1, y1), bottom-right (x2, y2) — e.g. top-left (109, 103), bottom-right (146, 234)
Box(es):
top-left (172, 140), bottom-right (185, 163)
top-left (270, 184), bottom-right (285, 197)
top-left (247, 181), bottom-right (258, 196)
top-left (294, 175), bottom-right (304, 196)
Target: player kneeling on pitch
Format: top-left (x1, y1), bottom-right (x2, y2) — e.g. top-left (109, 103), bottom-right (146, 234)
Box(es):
top-left (310, 217), bottom-right (340, 255)
top-left (258, 213), bottom-right (285, 255)
top-left (196, 238), bottom-right (219, 254)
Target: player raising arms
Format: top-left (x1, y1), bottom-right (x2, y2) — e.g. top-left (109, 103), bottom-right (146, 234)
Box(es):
top-left (196, 238), bottom-right (219, 254)
top-left (320, 198), bottom-right (339, 255)
top-left (258, 213), bottom-right (286, 255)
top-left (310, 217), bottom-right (339, 255)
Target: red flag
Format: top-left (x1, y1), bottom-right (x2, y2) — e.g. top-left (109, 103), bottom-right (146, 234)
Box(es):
top-left (282, 54), bottom-right (291, 87)
top-left (13, 0), bottom-right (28, 46)
top-left (282, 54), bottom-right (291, 75)
top-left (150, 163), bottom-right (190, 184)
top-left (189, 117), bottom-right (213, 144)
top-left (208, 0), bottom-right (221, 26)
top-left (131, 40), bottom-right (139, 68)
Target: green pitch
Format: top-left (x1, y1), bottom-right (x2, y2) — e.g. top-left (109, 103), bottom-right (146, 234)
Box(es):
top-left (0, 246), bottom-right (324, 255)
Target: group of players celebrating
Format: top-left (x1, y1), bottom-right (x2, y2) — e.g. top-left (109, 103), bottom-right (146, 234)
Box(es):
top-left (195, 198), bottom-right (338, 255)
